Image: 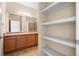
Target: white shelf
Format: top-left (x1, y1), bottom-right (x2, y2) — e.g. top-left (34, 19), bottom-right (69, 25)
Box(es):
top-left (41, 47), bottom-right (64, 56)
top-left (41, 17), bottom-right (75, 26)
top-left (42, 35), bottom-right (76, 48)
top-left (41, 2), bottom-right (72, 14)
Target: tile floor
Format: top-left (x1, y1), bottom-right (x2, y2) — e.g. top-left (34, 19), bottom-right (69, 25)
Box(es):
top-left (5, 46), bottom-right (39, 56)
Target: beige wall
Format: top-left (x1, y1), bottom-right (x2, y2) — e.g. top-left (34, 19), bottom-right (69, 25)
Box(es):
top-left (5, 2), bottom-right (37, 33)
top-left (6, 2), bottom-right (37, 18)
top-left (21, 16), bottom-right (28, 32)
top-left (5, 12), bottom-right (9, 32)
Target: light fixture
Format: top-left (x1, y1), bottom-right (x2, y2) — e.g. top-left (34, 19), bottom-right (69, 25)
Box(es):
top-left (18, 11), bottom-right (32, 17)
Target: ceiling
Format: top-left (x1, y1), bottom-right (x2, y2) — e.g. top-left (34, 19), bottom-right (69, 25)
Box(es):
top-left (17, 2), bottom-right (38, 9)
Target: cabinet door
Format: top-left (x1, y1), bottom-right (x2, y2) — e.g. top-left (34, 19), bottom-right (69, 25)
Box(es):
top-left (16, 35), bottom-right (27, 48)
top-left (35, 34), bottom-right (38, 45)
top-left (4, 36), bottom-right (16, 52)
top-left (22, 35), bottom-right (28, 48)
top-left (24, 35), bottom-right (28, 47)
top-left (16, 36), bottom-right (24, 49)
top-left (27, 34), bottom-right (35, 47)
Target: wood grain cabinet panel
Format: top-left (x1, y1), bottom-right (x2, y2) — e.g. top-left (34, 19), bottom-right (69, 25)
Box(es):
top-left (35, 34), bottom-right (38, 45)
top-left (21, 35), bottom-right (28, 48)
top-left (16, 35), bottom-right (30, 49)
top-left (23, 35), bottom-right (28, 48)
top-left (24, 35), bottom-right (29, 47)
top-left (27, 34), bottom-right (35, 47)
top-left (16, 35), bottom-right (27, 49)
top-left (4, 36), bottom-right (16, 52)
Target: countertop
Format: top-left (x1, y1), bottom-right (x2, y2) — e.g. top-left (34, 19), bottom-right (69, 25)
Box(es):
top-left (4, 32), bottom-right (38, 36)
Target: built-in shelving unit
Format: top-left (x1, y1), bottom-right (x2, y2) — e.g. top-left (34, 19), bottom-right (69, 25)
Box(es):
top-left (76, 3), bottom-right (79, 56)
top-left (39, 2), bottom-right (76, 56)
top-left (41, 47), bottom-right (64, 56)
top-left (42, 36), bottom-right (75, 48)
top-left (41, 2), bottom-right (72, 14)
top-left (41, 17), bottom-right (75, 26)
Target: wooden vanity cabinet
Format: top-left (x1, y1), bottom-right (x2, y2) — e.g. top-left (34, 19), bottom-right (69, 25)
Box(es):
top-left (4, 33), bottom-right (38, 54)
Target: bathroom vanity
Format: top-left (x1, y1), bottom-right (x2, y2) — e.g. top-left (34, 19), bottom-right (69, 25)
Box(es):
top-left (4, 32), bottom-right (38, 54)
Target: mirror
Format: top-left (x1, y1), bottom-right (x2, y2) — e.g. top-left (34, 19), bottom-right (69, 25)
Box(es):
top-left (9, 20), bottom-right (21, 32)
top-left (9, 14), bottom-right (22, 32)
top-left (26, 17), bottom-right (37, 32)
top-left (9, 14), bottom-right (37, 33)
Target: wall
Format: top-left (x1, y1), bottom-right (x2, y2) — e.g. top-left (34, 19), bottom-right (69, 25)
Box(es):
top-left (6, 2), bottom-right (37, 18)
top-left (5, 2), bottom-right (37, 33)
top-left (0, 2), bottom-right (6, 56)
top-left (22, 16), bottom-right (29, 32)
